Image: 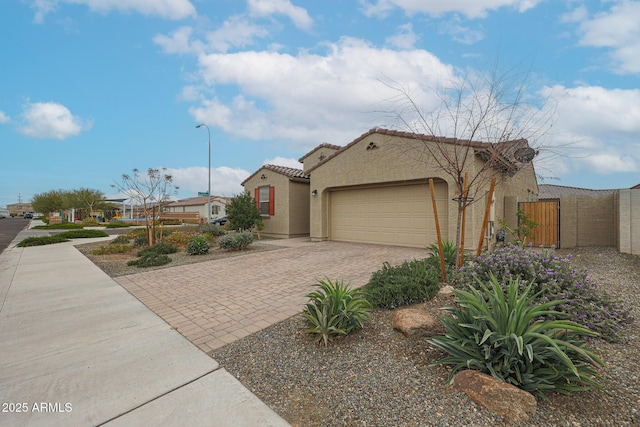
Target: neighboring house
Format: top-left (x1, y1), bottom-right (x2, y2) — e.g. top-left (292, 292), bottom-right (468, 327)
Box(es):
top-left (243, 128), bottom-right (538, 248)
top-left (7, 202), bottom-right (34, 217)
top-left (165, 195), bottom-right (231, 221)
top-left (242, 165), bottom-right (310, 238)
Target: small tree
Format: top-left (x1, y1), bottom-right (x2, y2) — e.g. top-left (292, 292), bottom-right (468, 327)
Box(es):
top-left (226, 192), bottom-right (261, 232)
top-left (385, 61), bottom-right (555, 269)
top-left (68, 188), bottom-right (108, 219)
top-left (112, 168), bottom-right (179, 246)
top-left (32, 190), bottom-right (69, 217)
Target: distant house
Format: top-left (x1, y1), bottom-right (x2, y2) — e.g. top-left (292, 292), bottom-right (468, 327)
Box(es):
top-left (165, 195), bottom-right (231, 222)
top-left (242, 128), bottom-right (538, 248)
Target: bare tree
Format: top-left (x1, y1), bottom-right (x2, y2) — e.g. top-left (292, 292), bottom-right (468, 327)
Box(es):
top-left (112, 168), bottom-right (179, 246)
top-left (383, 63), bottom-right (555, 269)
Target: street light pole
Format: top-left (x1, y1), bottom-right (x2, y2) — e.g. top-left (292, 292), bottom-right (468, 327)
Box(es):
top-left (196, 124), bottom-right (211, 223)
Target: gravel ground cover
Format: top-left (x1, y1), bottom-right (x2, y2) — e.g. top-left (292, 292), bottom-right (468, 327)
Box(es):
top-left (209, 247), bottom-right (640, 427)
top-left (76, 239), bottom-right (282, 277)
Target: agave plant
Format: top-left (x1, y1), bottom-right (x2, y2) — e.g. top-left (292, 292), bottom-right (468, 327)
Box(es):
top-left (302, 277), bottom-right (372, 345)
top-left (428, 275), bottom-right (605, 398)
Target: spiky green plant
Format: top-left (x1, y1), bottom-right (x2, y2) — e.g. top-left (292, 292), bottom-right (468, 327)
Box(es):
top-left (428, 276), bottom-right (605, 398)
top-left (302, 278), bottom-right (372, 345)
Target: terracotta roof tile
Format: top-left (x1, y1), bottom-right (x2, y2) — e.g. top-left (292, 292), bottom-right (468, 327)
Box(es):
top-left (305, 128), bottom-right (530, 174)
top-left (241, 164), bottom-right (309, 186)
top-left (298, 143), bottom-right (343, 162)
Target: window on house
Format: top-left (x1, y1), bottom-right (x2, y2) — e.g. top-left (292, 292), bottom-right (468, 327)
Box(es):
top-left (212, 205), bottom-right (220, 215)
top-left (255, 186), bottom-right (275, 216)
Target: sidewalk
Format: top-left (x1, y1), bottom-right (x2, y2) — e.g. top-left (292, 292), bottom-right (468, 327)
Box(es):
top-left (0, 226), bottom-right (290, 426)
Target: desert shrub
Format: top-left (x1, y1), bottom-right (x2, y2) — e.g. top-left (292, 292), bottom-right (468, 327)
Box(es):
top-left (137, 242), bottom-right (178, 257)
top-left (429, 277), bottom-right (605, 398)
top-left (133, 235), bottom-right (148, 247)
top-left (163, 231), bottom-right (193, 247)
top-left (110, 234), bottom-right (130, 244)
top-left (33, 223), bottom-right (82, 230)
top-left (302, 278), bottom-right (372, 345)
top-left (81, 217), bottom-right (100, 226)
top-left (426, 240), bottom-right (458, 282)
top-left (59, 229), bottom-right (109, 239)
top-left (106, 220), bottom-right (129, 228)
top-left (363, 259), bottom-right (441, 309)
top-left (91, 244), bottom-right (132, 255)
top-left (459, 245), bottom-right (632, 342)
top-left (17, 235), bottom-right (69, 247)
top-left (187, 235), bottom-right (210, 255)
top-left (217, 232), bottom-right (253, 251)
top-left (200, 223), bottom-right (226, 237)
top-left (127, 253), bottom-right (171, 268)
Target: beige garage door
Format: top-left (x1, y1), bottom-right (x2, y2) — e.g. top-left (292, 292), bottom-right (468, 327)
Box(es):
top-left (330, 183), bottom-right (448, 248)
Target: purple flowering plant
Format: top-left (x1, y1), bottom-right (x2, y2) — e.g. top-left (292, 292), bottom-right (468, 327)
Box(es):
top-left (458, 245), bottom-right (632, 342)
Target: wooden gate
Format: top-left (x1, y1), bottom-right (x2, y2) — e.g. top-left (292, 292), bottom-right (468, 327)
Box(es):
top-left (518, 201), bottom-right (560, 247)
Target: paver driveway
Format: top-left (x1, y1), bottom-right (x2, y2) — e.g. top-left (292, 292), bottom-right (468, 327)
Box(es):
top-left (115, 239), bottom-right (428, 354)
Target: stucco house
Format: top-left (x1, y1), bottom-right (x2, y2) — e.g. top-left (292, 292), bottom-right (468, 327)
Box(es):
top-left (165, 195), bottom-right (231, 221)
top-left (243, 128), bottom-right (538, 249)
top-left (242, 164), bottom-right (311, 238)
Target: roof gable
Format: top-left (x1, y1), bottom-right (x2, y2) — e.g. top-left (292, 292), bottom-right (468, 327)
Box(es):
top-left (241, 164), bottom-right (309, 186)
top-left (305, 128), bottom-right (531, 176)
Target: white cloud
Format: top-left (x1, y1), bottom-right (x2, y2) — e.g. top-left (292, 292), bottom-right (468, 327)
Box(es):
top-left (189, 37), bottom-right (454, 149)
top-left (30, 0), bottom-right (196, 22)
top-left (18, 101), bottom-right (92, 140)
top-left (166, 166), bottom-right (250, 198)
top-left (0, 111), bottom-right (10, 124)
top-left (385, 23), bottom-right (419, 49)
top-left (248, 0), bottom-right (313, 30)
top-left (537, 85), bottom-right (640, 176)
top-left (360, 0), bottom-right (543, 19)
top-left (574, 1), bottom-right (640, 73)
top-left (206, 15), bottom-right (270, 53)
top-left (263, 156), bottom-right (302, 169)
top-left (439, 15), bottom-right (484, 44)
top-left (154, 26), bottom-right (202, 55)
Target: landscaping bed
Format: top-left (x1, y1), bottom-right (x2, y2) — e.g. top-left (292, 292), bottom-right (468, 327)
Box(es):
top-left (76, 239), bottom-right (282, 277)
top-left (210, 247), bottom-right (640, 427)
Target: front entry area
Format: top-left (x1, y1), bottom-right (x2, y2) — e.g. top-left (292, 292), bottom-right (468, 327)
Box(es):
top-left (329, 182), bottom-right (448, 248)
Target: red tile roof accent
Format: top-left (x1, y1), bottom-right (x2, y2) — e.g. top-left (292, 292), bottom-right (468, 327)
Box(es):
top-left (305, 128), bottom-right (530, 175)
top-left (298, 143), bottom-right (343, 162)
top-left (241, 164), bottom-right (309, 186)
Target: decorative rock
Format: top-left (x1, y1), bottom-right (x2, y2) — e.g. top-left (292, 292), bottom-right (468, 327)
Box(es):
top-left (438, 285), bottom-right (455, 298)
top-left (453, 370), bottom-right (537, 423)
top-left (392, 308), bottom-right (445, 337)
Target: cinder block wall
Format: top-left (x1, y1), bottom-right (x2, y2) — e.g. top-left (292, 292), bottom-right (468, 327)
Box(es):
top-left (618, 189), bottom-right (640, 255)
top-left (559, 193), bottom-right (616, 248)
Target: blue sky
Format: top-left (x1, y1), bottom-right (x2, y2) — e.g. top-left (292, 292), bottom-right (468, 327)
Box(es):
top-left (2, 0), bottom-right (640, 208)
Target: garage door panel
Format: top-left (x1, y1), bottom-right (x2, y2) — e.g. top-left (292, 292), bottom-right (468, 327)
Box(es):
top-left (330, 184), bottom-right (448, 248)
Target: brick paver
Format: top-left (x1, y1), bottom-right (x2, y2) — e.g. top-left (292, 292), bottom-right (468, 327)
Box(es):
top-left (115, 239), bottom-right (427, 354)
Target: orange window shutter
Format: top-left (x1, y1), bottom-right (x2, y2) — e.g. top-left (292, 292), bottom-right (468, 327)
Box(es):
top-left (254, 188), bottom-right (260, 210)
top-left (269, 186), bottom-right (275, 215)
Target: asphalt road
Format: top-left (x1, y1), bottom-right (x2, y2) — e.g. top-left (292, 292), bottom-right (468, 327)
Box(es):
top-left (0, 218), bottom-right (30, 254)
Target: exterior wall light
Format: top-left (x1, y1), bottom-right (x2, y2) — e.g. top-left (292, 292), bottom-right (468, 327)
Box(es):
top-left (311, 190), bottom-right (318, 196)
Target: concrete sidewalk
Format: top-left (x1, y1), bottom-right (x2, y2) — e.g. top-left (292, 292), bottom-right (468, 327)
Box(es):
top-left (0, 229), bottom-right (289, 426)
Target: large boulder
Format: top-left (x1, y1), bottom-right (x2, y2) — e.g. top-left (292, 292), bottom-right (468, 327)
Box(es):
top-left (453, 370), bottom-right (537, 423)
top-left (392, 308), bottom-right (445, 337)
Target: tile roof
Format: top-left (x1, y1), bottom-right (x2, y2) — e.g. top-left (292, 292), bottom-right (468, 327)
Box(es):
top-left (298, 143), bottom-right (343, 162)
top-left (538, 184), bottom-right (616, 199)
top-left (166, 196), bottom-right (230, 207)
top-left (241, 164), bottom-right (309, 186)
top-left (305, 128), bottom-right (531, 175)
